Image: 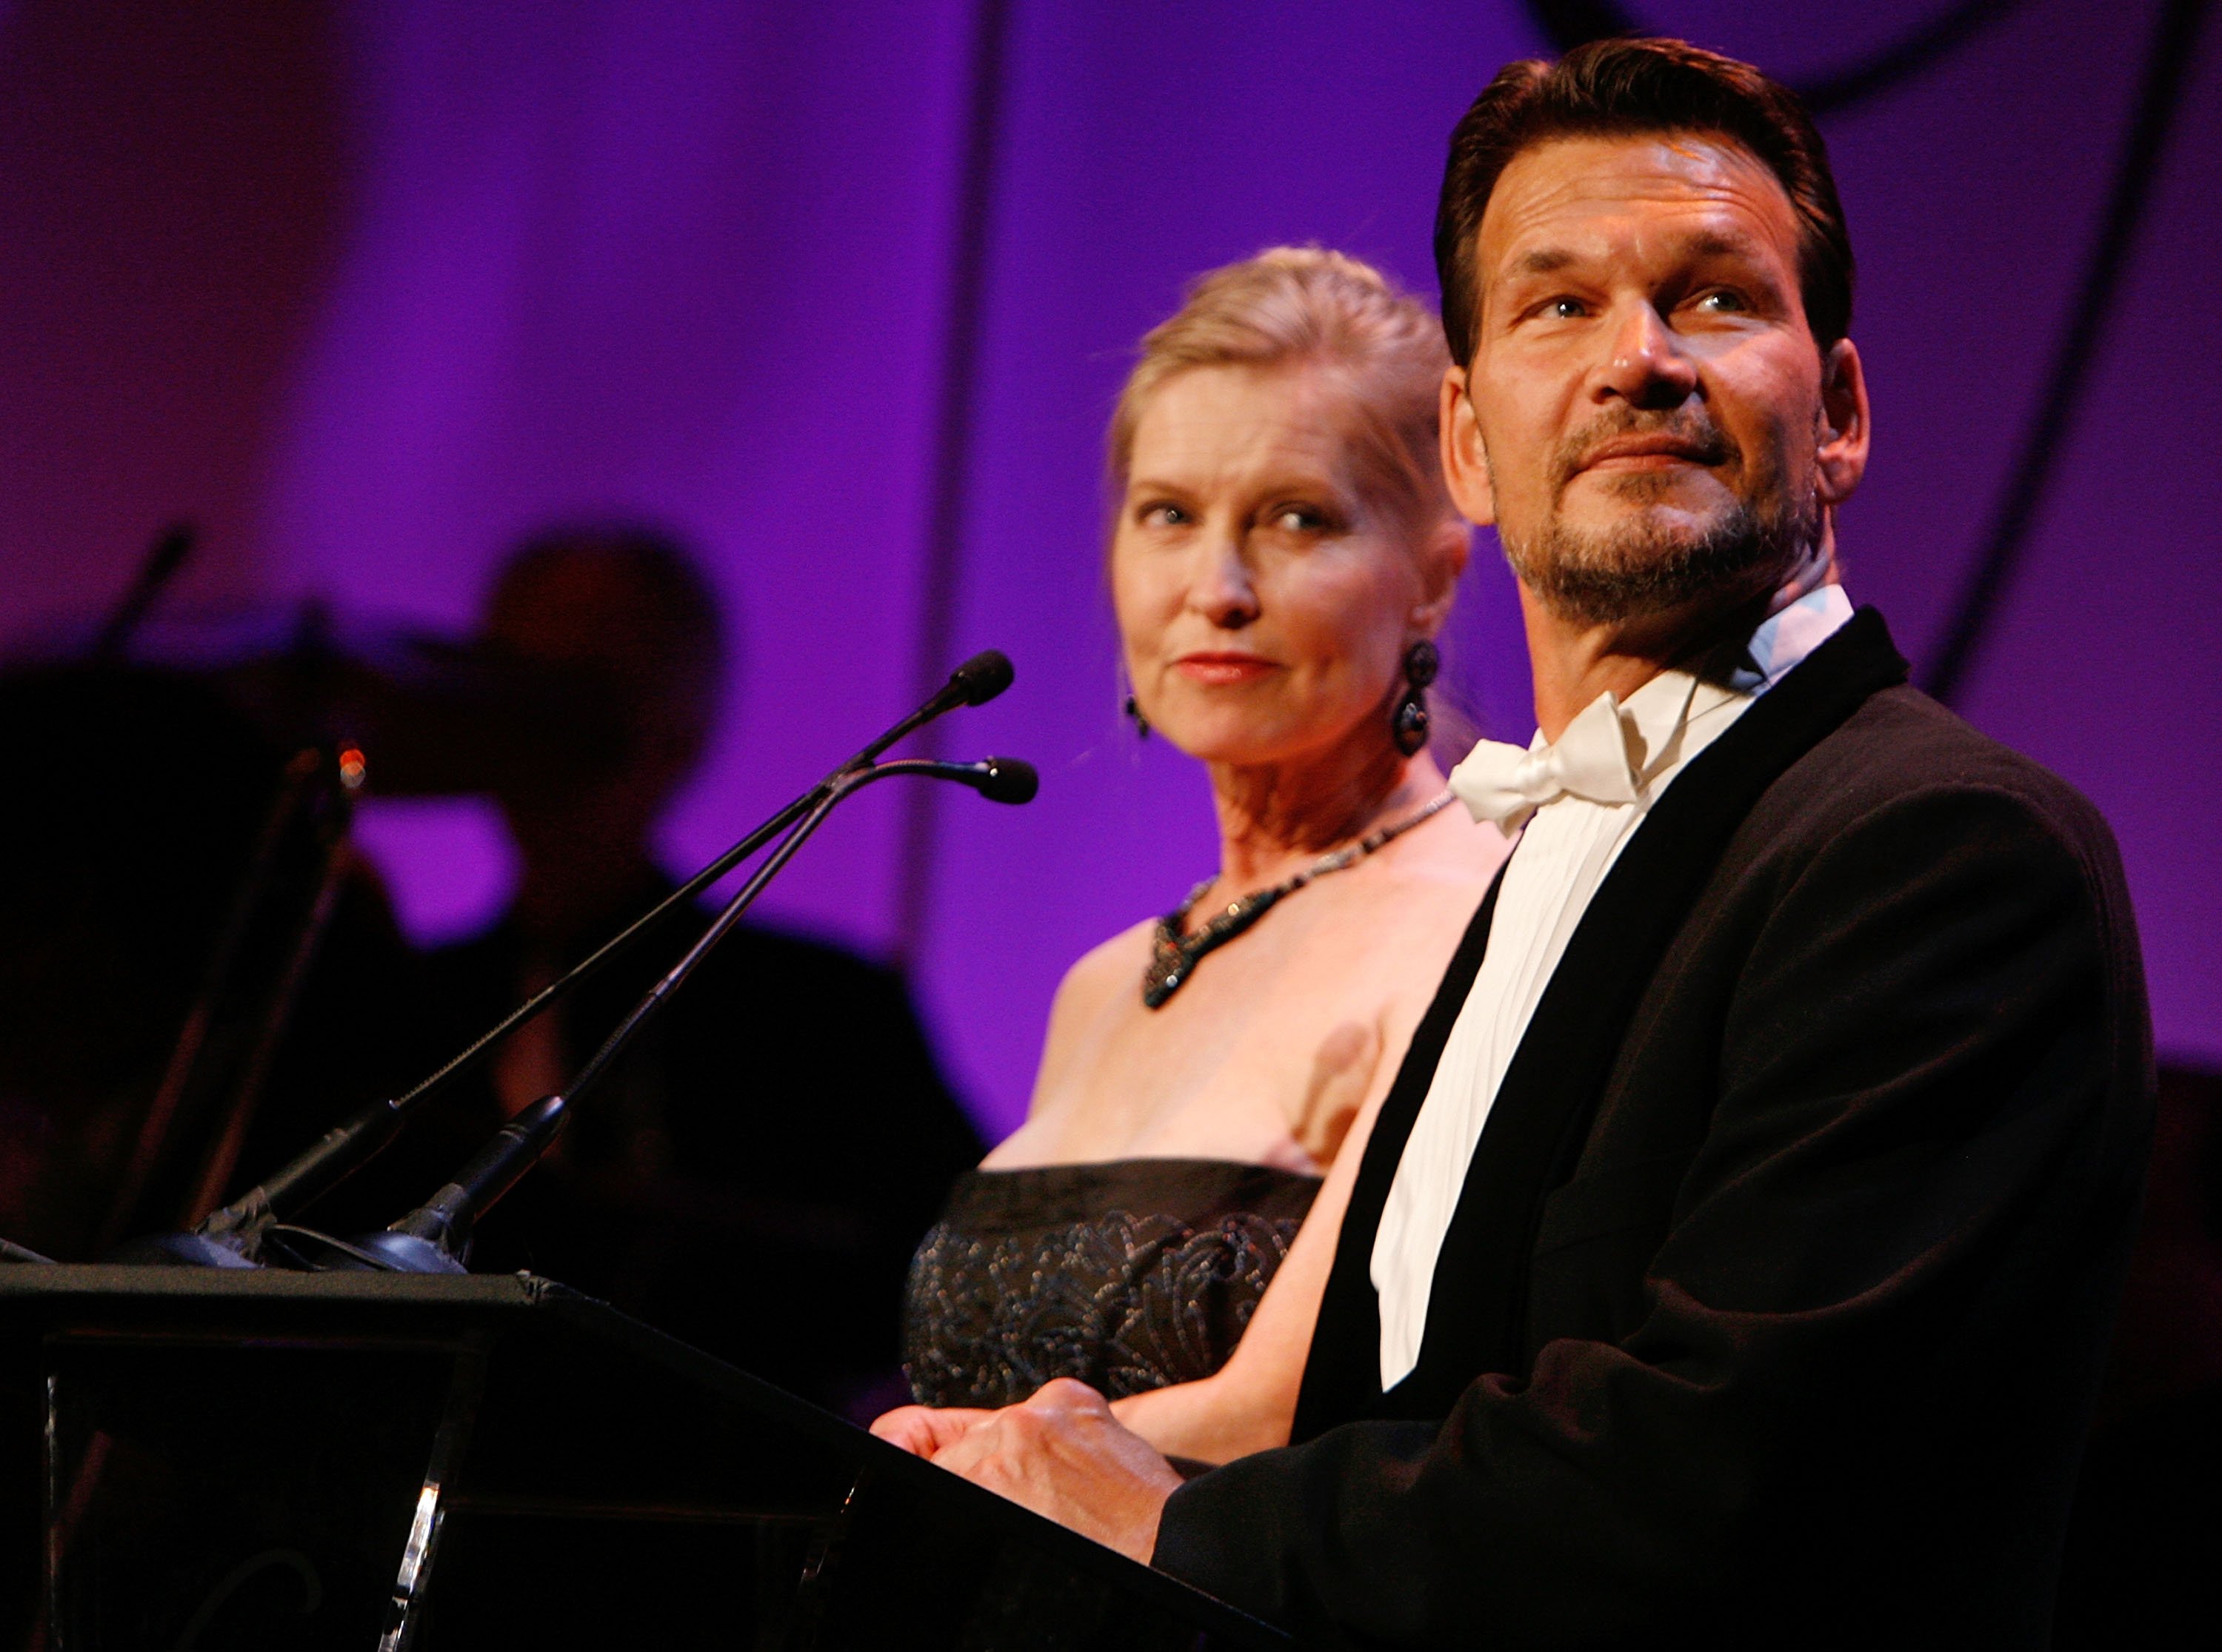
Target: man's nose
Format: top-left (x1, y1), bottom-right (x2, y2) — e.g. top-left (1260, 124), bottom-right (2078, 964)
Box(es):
top-left (1188, 531), bottom-right (1260, 628)
top-left (1592, 301), bottom-right (1698, 409)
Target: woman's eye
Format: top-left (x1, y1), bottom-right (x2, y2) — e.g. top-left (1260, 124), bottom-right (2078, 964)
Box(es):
top-left (1140, 503), bottom-right (1190, 528)
top-left (1268, 505), bottom-right (1328, 534)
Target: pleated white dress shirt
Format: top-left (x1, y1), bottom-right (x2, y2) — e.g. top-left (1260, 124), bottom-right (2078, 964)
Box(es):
top-left (1369, 584), bottom-right (1854, 1388)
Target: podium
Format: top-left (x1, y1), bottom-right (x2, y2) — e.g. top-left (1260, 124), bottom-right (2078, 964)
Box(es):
top-left (0, 1267), bottom-right (1294, 1650)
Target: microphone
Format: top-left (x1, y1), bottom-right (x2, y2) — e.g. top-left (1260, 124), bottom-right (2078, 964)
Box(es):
top-left (324, 1095), bottom-right (565, 1274)
top-left (972, 755), bottom-right (1037, 804)
top-left (873, 756), bottom-right (1038, 805)
top-left (945, 649), bottom-right (1015, 709)
top-left (171, 654), bottom-right (1023, 1265)
top-left (851, 649), bottom-right (1014, 767)
top-left (338, 752), bottom-right (1033, 1271)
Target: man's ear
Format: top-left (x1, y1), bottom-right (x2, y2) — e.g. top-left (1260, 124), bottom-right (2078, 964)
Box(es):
top-left (1440, 365), bottom-right (1495, 527)
top-left (1410, 518), bottom-right (1472, 634)
top-left (1815, 338), bottom-right (1870, 506)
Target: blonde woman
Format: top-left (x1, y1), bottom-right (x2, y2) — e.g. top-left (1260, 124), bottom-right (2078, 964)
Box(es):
top-left (881, 250), bottom-right (1508, 1466)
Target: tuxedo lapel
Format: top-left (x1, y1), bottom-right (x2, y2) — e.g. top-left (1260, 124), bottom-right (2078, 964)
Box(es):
top-left (1380, 608), bottom-right (1910, 1417)
top-left (1291, 868), bottom-right (1505, 1442)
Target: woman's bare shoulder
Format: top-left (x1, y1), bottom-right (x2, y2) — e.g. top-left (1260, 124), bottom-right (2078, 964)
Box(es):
top-left (1057, 916), bottom-right (1155, 1011)
top-left (1338, 814), bottom-right (1507, 996)
top-left (1375, 811), bottom-right (1509, 908)
top-left (1422, 803), bottom-right (1512, 869)
top-left (1027, 916), bottom-right (1155, 1101)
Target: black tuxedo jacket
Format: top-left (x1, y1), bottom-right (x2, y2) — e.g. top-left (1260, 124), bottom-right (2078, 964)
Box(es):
top-left (1153, 610), bottom-right (2153, 1650)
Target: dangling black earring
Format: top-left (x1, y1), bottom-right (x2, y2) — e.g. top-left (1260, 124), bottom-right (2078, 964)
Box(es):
top-left (1391, 639), bottom-right (1437, 756)
top-left (1124, 692), bottom-right (1151, 739)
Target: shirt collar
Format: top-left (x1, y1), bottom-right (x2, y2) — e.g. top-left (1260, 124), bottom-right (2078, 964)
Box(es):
top-left (1545, 582), bottom-right (1854, 778)
top-left (1732, 582), bottom-right (1854, 693)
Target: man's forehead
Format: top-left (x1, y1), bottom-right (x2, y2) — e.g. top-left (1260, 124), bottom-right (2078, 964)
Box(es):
top-left (1477, 133), bottom-right (1800, 280)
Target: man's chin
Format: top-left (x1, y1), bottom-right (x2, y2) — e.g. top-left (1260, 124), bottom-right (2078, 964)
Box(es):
top-left (1506, 509), bottom-right (1798, 629)
top-left (1552, 495), bottom-right (1735, 548)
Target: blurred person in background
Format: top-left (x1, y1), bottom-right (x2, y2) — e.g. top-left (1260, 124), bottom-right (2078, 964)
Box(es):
top-left (367, 524), bottom-right (981, 1415)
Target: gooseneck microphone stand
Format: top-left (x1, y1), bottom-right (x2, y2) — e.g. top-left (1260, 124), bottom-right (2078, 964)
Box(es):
top-left (112, 652), bottom-right (1024, 1269)
top-left (325, 752), bottom-right (1037, 1273)
top-left (565, 754), bottom-right (1035, 1132)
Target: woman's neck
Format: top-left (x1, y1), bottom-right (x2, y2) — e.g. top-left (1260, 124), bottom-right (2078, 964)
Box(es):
top-left (1204, 736), bottom-right (1444, 894)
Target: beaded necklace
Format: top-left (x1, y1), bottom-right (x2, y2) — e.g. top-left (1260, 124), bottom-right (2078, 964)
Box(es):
top-left (1141, 790), bottom-right (1456, 1009)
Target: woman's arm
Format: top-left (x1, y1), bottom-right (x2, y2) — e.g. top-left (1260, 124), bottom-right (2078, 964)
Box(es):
top-left (1110, 1040), bottom-right (1388, 1465)
top-left (1110, 866), bottom-right (1501, 1464)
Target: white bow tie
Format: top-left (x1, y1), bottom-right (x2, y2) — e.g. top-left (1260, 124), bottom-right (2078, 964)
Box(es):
top-left (1449, 691), bottom-right (1644, 832)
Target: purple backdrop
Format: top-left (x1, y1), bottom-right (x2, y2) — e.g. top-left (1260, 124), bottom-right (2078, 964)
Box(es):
top-left (1, 0), bottom-right (2213, 1137)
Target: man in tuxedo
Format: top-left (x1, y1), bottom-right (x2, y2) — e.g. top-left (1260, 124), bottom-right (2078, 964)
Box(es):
top-left (899, 39), bottom-right (2153, 1647)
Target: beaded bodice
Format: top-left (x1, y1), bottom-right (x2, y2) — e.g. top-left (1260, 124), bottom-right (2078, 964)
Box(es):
top-left (902, 1157), bottom-right (1321, 1407)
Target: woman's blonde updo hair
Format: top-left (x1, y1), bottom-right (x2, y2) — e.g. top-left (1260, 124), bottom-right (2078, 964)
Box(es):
top-left (1107, 247), bottom-right (1459, 544)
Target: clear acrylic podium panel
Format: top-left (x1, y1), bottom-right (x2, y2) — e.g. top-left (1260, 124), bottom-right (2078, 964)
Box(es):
top-left (0, 1268), bottom-right (1295, 1651)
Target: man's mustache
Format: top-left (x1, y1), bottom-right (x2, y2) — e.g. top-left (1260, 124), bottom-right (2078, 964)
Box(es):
top-left (1551, 412), bottom-right (1738, 488)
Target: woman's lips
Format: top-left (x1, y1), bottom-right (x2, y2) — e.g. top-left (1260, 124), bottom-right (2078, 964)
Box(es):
top-left (1172, 652), bottom-right (1278, 685)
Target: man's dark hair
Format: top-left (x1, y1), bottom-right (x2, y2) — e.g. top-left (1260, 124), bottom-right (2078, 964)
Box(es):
top-left (1434, 37), bottom-right (1854, 364)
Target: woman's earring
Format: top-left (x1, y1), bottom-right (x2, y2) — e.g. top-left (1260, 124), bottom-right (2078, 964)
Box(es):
top-left (1124, 692), bottom-right (1151, 739)
top-left (1391, 639), bottom-right (1438, 756)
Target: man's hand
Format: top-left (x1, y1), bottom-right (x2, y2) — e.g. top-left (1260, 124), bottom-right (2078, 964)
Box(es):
top-left (923, 1378), bottom-right (1184, 1563)
top-left (870, 1402), bottom-right (995, 1458)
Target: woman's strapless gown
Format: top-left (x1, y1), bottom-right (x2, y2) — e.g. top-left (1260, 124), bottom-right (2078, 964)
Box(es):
top-left (903, 1157), bottom-right (1321, 1407)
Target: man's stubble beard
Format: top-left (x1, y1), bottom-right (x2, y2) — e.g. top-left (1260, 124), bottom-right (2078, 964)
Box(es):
top-left (1491, 429), bottom-right (1821, 629)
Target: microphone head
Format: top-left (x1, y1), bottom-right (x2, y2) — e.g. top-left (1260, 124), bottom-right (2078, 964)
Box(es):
top-left (948, 649), bottom-right (1014, 707)
top-left (975, 756), bottom-right (1038, 805)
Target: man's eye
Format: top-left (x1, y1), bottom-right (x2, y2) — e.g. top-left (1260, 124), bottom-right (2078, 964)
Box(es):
top-left (1268, 505), bottom-right (1329, 534)
top-left (1694, 290), bottom-right (1749, 313)
top-left (1140, 503), bottom-right (1190, 528)
top-left (1544, 297), bottom-right (1588, 319)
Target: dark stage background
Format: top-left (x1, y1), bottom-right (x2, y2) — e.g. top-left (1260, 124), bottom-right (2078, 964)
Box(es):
top-left (0, 0), bottom-right (2214, 1138)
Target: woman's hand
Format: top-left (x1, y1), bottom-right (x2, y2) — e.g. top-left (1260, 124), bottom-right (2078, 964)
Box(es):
top-left (873, 1388), bottom-right (1181, 1564)
top-left (869, 1402), bottom-right (996, 1458)
top-left (926, 1380), bottom-right (1182, 1563)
